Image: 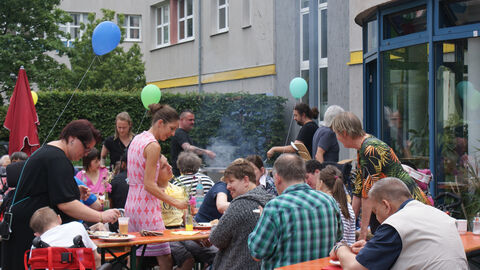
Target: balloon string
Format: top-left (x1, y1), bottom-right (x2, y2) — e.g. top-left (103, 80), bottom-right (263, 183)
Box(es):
top-left (42, 56), bottom-right (98, 146)
top-left (135, 109), bottom-right (147, 134)
top-left (282, 108), bottom-right (295, 154)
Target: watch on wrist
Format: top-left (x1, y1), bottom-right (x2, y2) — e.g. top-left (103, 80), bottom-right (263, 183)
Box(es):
top-left (334, 241), bottom-right (347, 254)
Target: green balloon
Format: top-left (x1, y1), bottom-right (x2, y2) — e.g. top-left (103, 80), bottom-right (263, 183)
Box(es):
top-left (141, 84), bottom-right (162, 109)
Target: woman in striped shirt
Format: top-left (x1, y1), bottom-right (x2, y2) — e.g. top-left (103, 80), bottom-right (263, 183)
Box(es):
top-left (317, 165), bottom-right (356, 246)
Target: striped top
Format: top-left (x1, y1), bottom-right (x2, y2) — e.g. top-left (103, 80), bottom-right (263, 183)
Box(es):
top-left (175, 172), bottom-right (214, 197)
top-left (338, 201), bottom-right (356, 246)
top-left (248, 183), bottom-right (343, 270)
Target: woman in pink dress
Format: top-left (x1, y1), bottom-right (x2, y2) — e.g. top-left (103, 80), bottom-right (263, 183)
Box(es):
top-left (76, 148), bottom-right (111, 195)
top-left (125, 104), bottom-right (188, 269)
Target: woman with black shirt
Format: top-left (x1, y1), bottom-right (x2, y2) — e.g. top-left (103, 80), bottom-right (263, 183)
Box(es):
top-left (1, 120), bottom-right (120, 270)
top-left (101, 112), bottom-right (134, 170)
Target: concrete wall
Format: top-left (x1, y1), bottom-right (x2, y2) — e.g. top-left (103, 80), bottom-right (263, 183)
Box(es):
top-left (274, 0), bottom-right (301, 141)
top-left (162, 75), bottom-right (275, 94)
top-left (328, 0), bottom-right (350, 112)
top-left (147, 0), bottom-right (275, 85)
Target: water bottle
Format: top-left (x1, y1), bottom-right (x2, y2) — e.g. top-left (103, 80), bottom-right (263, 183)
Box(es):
top-left (195, 181), bottom-right (204, 208)
top-left (473, 213), bottom-right (480, 235)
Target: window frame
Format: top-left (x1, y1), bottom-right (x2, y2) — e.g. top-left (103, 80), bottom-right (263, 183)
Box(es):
top-left (178, 0), bottom-right (195, 42)
top-left (122, 15), bottom-right (142, 42)
top-left (379, 0), bottom-right (429, 51)
top-left (217, 0), bottom-right (229, 33)
top-left (156, 4), bottom-right (170, 48)
top-left (433, 0), bottom-right (480, 40)
top-left (59, 13), bottom-right (89, 47)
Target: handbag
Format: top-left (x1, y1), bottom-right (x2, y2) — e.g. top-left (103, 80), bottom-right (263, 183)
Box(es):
top-left (0, 156), bottom-right (31, 240)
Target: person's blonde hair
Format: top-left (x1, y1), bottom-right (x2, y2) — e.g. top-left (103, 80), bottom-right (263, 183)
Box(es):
top-left (114, 112), bottom-right (134, 139)
top-left (331, 112), bottom-right (366, 139)
top-left (29, 207), bottom-right (58, 235)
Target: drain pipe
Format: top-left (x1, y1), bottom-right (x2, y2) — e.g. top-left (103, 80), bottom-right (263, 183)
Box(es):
top-left (198, 0), bottom-right (203, 93)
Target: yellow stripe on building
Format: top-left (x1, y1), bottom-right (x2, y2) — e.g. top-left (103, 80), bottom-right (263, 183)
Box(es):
top-left (347, 51), bottom-right (363, 65)
top-left (150, 75), bottom-right (199, 89)
top-left (202, 64), bottom-right (276, 84)
top-left (149, 64), bottom-right (276, 89)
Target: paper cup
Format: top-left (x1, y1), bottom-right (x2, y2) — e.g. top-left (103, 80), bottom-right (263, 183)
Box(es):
top-left (456, 219), bottom-right (467, 234)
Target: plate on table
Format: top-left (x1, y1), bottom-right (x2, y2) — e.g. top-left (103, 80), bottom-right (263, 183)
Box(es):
top-left (193, 223), bottom-right (212, 230)
top-left (329, 259), bottom-right (341, 266)
top-left (98, 234), bottom-right (135, 242)
top-left (88, 231), bottom-right (114, 239)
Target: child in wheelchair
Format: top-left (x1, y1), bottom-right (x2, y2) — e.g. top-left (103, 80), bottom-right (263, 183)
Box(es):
top-left (29, 206), bottom-right (101, 268)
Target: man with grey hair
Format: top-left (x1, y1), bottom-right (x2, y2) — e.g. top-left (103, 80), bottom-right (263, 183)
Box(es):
top-left (312, 105), bottom-right (344, 162)
top-left (248, 154), bottom-right (342, 269)
top-left (176, 151), bottom-right (214, 196)
top-left (330, 177), bottom-right (467, 270)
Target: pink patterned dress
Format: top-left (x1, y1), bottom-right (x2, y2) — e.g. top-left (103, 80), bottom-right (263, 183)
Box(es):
top-left (124, 131), bottom-right (170, 256)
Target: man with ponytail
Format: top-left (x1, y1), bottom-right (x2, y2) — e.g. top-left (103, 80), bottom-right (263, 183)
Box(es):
top-left (267, 103), bottom-right (319, 159)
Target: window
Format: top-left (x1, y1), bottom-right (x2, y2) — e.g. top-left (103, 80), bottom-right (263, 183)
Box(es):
top-left (156, 4), bottom-right (170, 47)
top-left (59, 13), bottom-right (88, 47)
top-left (178, 0), bottom-right (194, 41)
top-left (300, 0), bottom-right (328, 115)
top-left (217, 0), bottom-right (229, 32)
top-left (300, 3), bottom-right (309, 68)
top-left (364, 18), bottom-right (378, 54)
top-left (439, 0), bottom-right (480, 28)
top-left (435, 38), bottom-right (480, 183)
top-left (122, 15), bottom-right (141, 41)
top-left (383, 5), bottom-right (427, 39)
top-left (382, 44), bottom-right (429, 167)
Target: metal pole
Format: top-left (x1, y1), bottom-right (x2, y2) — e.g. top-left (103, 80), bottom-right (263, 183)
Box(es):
top-left (198, 0), bottom-right (203, 93)
top-left (308, 0), bottom-right (319, 109)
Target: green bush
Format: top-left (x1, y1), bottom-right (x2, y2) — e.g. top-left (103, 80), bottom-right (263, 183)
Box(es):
top-left (0, 91), bottom-right (287, 165)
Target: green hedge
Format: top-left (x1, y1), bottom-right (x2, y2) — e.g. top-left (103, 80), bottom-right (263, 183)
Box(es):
top-left (0, 91), bottom-right (287, 165)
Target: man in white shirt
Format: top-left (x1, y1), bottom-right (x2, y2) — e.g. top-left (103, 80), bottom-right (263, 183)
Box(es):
top-left (330, 178), bottom-right (468, 270)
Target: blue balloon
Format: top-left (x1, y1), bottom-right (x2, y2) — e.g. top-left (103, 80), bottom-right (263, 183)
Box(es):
top-left (92, 21), bottom-right (121, 56)
top-left (289, 77), bottom-right (308, 99)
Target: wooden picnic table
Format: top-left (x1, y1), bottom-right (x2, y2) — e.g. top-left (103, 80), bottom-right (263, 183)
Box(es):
top-left (276, 232), bottom-right (480, 270)
top-left (92, 229), bottom-right (210, 269)
top-left (275, 257), bottom-right (335, 269)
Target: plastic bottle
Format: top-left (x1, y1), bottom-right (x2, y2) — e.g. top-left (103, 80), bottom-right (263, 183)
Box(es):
top-left (102, 177), bottom-right (110, 211)
top-left (473, 213), bottom-right (480, 235)
top-left (195, 181), bottom-right (204, 209)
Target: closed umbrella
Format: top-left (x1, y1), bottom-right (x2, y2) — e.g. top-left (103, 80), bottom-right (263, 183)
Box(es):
top-left (3, 67), bottom-right (40, 156)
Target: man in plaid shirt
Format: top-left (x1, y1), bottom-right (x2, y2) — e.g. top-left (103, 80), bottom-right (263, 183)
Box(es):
top-left (248, 154), bottom-right (343, 269)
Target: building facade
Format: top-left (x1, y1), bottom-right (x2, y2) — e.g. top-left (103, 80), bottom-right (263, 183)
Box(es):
top-left (58, 0), bottom-right (363, 160)
top-left (354, 0), bottom-right (480, 194)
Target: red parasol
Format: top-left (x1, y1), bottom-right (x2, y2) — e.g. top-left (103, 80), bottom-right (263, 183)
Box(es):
top-left (3, 67), bottom-right (40, 156)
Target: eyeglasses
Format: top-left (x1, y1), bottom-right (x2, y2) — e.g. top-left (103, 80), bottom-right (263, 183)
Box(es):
top-left (78, 138), bottom-right (92, 153)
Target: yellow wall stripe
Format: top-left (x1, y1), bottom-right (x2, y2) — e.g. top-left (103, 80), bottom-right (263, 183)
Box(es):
top-left (201, 64), bottom-right (276, 84)
top-left (149, 64), bottom-right (276, 89)
top-left (151, 75), bottom-right (199, 89)
top-left (347, 50), bottom-right (363, 65)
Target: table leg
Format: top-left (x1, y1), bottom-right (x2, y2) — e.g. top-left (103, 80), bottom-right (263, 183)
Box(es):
top-left (130, 245), bottom-right (137, 270)
top-left (100, 248), bottom-right (106, 264)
